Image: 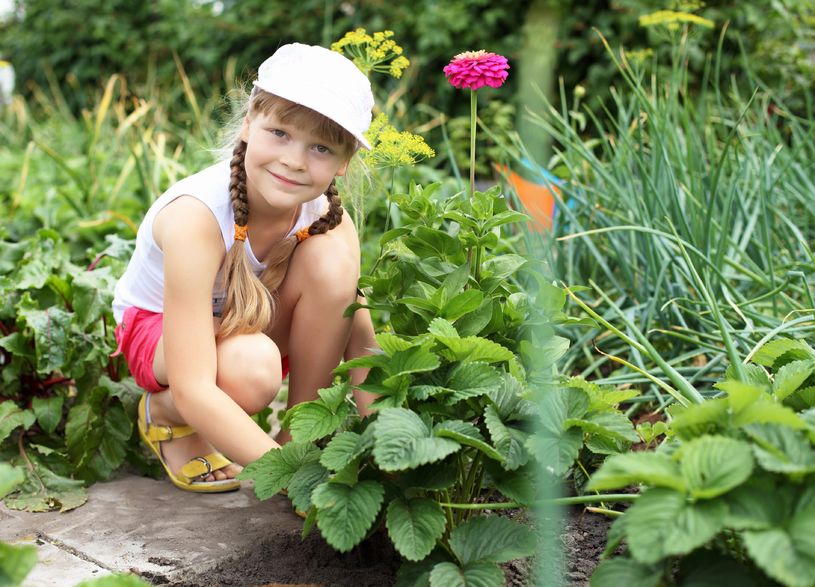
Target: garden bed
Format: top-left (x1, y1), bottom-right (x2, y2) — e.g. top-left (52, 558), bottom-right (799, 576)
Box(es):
top-left (181, 507), bottom-right (611, 586)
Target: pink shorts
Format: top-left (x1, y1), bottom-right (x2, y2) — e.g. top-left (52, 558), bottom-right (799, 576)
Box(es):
top-left (112, 306), bottom-right (290, 393)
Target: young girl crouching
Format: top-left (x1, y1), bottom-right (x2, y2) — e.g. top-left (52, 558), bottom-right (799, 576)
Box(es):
top-left (111, 43), bottom-right (378, 492)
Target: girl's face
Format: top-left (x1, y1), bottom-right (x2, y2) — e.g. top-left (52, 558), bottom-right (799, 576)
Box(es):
top-left (240, 109), bottom-right (351, 212)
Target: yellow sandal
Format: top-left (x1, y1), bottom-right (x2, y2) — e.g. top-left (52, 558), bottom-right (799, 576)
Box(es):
top-left (138, 394), bottom-right (240, 493)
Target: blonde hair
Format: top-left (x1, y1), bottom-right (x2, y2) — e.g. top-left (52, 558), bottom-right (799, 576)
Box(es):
top-left (217, 91), bottom-right (358, 340)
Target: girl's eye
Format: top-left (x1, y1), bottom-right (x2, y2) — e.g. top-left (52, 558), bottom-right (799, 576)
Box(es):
top-left (314, 144), bottom-right (332, 154)
top-left (270, 129), bottom-right (287, 138)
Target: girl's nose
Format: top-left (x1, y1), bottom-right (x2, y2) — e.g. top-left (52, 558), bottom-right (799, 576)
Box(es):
top-left (280, 147), bottom-right (306, 170)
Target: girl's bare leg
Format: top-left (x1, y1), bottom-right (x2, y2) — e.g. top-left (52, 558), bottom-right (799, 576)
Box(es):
top-left (148, 330), bottom-right (283, 480)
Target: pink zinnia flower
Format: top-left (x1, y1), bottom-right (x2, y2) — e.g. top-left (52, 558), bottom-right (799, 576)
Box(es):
top-left (443, 50), bottom-right (510, 90)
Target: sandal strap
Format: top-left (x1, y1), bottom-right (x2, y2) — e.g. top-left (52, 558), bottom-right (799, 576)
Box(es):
top-left (180, 452), bottom-right (233, 481)
top-left (143, 422), bottom-right (195, 442)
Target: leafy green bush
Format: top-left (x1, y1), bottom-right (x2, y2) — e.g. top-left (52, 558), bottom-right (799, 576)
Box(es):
top-left (589, 338), bottom-right (815, 586)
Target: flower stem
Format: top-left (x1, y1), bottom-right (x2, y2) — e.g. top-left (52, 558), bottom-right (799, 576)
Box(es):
top-left (469, 90), bottom-right (477, 198)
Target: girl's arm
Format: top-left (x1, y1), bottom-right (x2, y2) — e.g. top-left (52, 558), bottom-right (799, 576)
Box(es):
top-left (155, 196), bottom-right (278, 465)
top-left (345, 302), bottom-right (378, 416)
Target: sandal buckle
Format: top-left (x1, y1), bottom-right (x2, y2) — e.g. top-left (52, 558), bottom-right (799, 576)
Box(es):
top-left (193, 456), bottom-right (212, 478)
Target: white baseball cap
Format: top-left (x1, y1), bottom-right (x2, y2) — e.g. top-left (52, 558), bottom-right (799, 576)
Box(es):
top-left (253, 43), bottom-right (374, 151)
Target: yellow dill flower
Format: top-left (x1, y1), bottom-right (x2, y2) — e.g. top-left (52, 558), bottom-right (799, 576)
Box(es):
top-left (639, 10), bottom-right (714, 30)
top-left (626, 48), bottom-right (655, 65)
top-left (362, 113), bottom-right (435, 169)
top-left (331, 28), bottom-right (411, 79)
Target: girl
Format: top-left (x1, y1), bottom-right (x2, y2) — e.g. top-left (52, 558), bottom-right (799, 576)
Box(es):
top-left (112, 43), bottom-right (378, 492)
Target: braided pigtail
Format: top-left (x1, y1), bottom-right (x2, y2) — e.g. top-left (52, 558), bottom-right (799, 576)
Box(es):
top-left (258, 180), bottom-right (344, 295)
top-left (217, 140), bottom-right (273, 340)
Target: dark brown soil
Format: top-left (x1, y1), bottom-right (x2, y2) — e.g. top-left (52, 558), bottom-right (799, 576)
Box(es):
top-left (178, 507), bottom-right (611, 587)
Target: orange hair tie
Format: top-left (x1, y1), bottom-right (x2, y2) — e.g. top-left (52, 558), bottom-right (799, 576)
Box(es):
top-left (295, 227), bottom-right (312, 243)
top-left (234, 224), bottom-right (248, 242)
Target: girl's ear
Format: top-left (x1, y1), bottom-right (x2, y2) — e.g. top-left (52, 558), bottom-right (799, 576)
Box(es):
top-left (239, 116), bottom-right (251, 142)
top-left (335, 158), bottom-right (350, 177)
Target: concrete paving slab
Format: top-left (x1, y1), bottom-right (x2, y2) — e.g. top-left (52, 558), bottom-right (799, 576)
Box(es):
top-left (0, 473), bottom-right (304, 586)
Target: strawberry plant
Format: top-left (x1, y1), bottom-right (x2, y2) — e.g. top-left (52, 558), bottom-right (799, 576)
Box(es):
top-left (589, 338), bottom-right (815, 587)
top-left (0, 229), bottom-right (140, 512)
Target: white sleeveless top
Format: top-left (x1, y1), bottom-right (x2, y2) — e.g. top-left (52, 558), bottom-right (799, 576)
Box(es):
top-left (111, 160), bottom-right (326, 323)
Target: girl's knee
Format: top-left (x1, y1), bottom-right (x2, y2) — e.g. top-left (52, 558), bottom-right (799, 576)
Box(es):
top-left (217, 333), bottom-right (282, 414)
top-left (295, 238), bottom-right (359, 301)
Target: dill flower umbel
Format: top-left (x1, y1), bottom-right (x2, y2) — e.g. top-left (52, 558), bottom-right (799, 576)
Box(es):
top-left (443, 50), bottom-right (510, 91)
top-left (331, 29), bottom-right (410, 79)
top-left (639, 10), bottom-right (714, 30)
top-left (362, 113), bottom-right (435, 169)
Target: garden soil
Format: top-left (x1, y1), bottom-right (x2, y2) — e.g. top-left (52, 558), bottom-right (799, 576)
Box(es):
top-left (181, 507), bottom-right (612, 587)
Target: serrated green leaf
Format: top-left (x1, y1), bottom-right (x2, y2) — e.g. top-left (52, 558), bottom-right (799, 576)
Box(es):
top-left (373, 409), bottom-right (461, 471)
top-left (436, 337), bottom-right (514, 364)
top-left (238, 442), bottom-right (321, 499)
top-left (590, 557), bottom-right (661, 587)
top-left (0, 542), bottom-right (38, 586)
top-left (395, 549), bottom-right (450, 587)
top-left (752, 338), bottom-right (814, 368)
top-left (743, 501), bottom-right (815, 587)
top-left (773, 360), bottom-right (815, 401)
top-left (312, 480), bottom-right (385, 552)
top-left (429, 317), bottom-right (460, 339)
top-left (385, 346), bottom-right (441, 382)
top-left (680, 436), bottom-right (754, 499)
top-left (31, 396), bottom-right (64, 435)
top-left (434, 420), bottom-right (504, 462)
top-left (320, 431), bottom-right (373, 471)
top-left (449, 515), bottom-right (536, 565)
top-left (725, 480), bottom-right (791, 530)
top-left (287, 461), bottom-right (329, 513)
top-left (483, 462), bottom-right (536, 505)
top-left (429, 561), bottom-right (504, 587)
top-left (745, 424), bottom-right (815, 474)
top-left (670, 398), bottom-right (729, 439)
top-left (626, 488), bottom-right (727, 565)
top-left (484, 405), bottom-right (529, 471)
top-left (445, 362), bottom-right (502, 404)
top-left (526, 428), bottom-right (582, 477)
top-left (587, 452), bottom-right (686, 492)
top-left (677, 549), bottom-right (774, 587)
top-left (377, 333), bottom-right (415, 355)
top-left (0, 402), bottom-right (35, 444)
top-left (400, 461), bottom-right (458, 491)
top-left (288, 399), bottom-right (350, 443)
top-left (386, 497), bottom-right (447, 561)
top-left (565, 411), bottom-right (639, 444)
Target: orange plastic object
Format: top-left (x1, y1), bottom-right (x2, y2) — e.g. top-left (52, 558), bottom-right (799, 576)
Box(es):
top-left (501, 166), bottom-right (558, 231)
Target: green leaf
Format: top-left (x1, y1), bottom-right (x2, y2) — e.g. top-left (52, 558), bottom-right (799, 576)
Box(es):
top-left (773, 360), bottom-right (815, 401)
top-left (449, 515), bottom-right (536, 564)
top-left (436, 337), bottom-right (514, 364)
top-left (526, 428), bottom-right (583, 477)
top-left (0, 464), bottom-right (25, 499)
top-left (483, 462), bottom-right (536, 505)
top-left (429, 317), bottom-right (460, 339)
top-left (287, 461), bottom-right (329, 513)
top-left (445, 362), bottom-right (503, 404)
top-left (238, 442), bottom-right (321, 499)
top-left (15, 304), bottom-right (73, 374)
top-left (454, 299), bottom-right (494, 337)
top-left (377, 333), bottom-right (416, 354)
top-left (590, 558), bottom-right (662, 587)
top-left (587, 453), bottom-right (686, 493)
top-left (4, 452), bottom-right (86, 512)
top-left (626, 488), bottom-right (727, 565)
top-left (752, 338), bottom-right (814, 368)
top-left (320, 431), bottom-right (374, 472)
top-left (484, 405), bottom-right (529, 471)
top-left (0, 402), bottom-right (35, 444)
top-left (0, 542), bottom-right (38, 586)
top-left (386, 497), bottom-right (447, 561)
top-left (386, 345), bottom-right (441, 381)
top-left (745, 424), bottom-right (815, 475)
top-left (71, 267), bottom-right (115, 329)
top-left (288, 390), bottom-right (351, 443)
top-left (480, 254), bottom-right (527, 280)
top-left (565, 411), bottom-right (639, 445)
top-left (65, 398), bottom-right (131, 483)
top-left (680, 436), bottom-right (754, 499)
top-left (373, 409), bottom-right (461, 471)
top-left (395, 549), bottom-right (449, 587)
top-left (434, 420), bottom-right (504, 462)
top-left (743, 504), bottom-right (815, 587)
top-left (312, 480), bottom-right (385, 552)
top-left (725, 480), bottom-right (791, 530)
top-left (442, 290), bottom-right (484, 322)
top-left (400, 462), bottom-right (458, 491)
top-left (428, 561), bottom-right (504, 587)
top-left (31, 396), bottom-right (65, 435)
